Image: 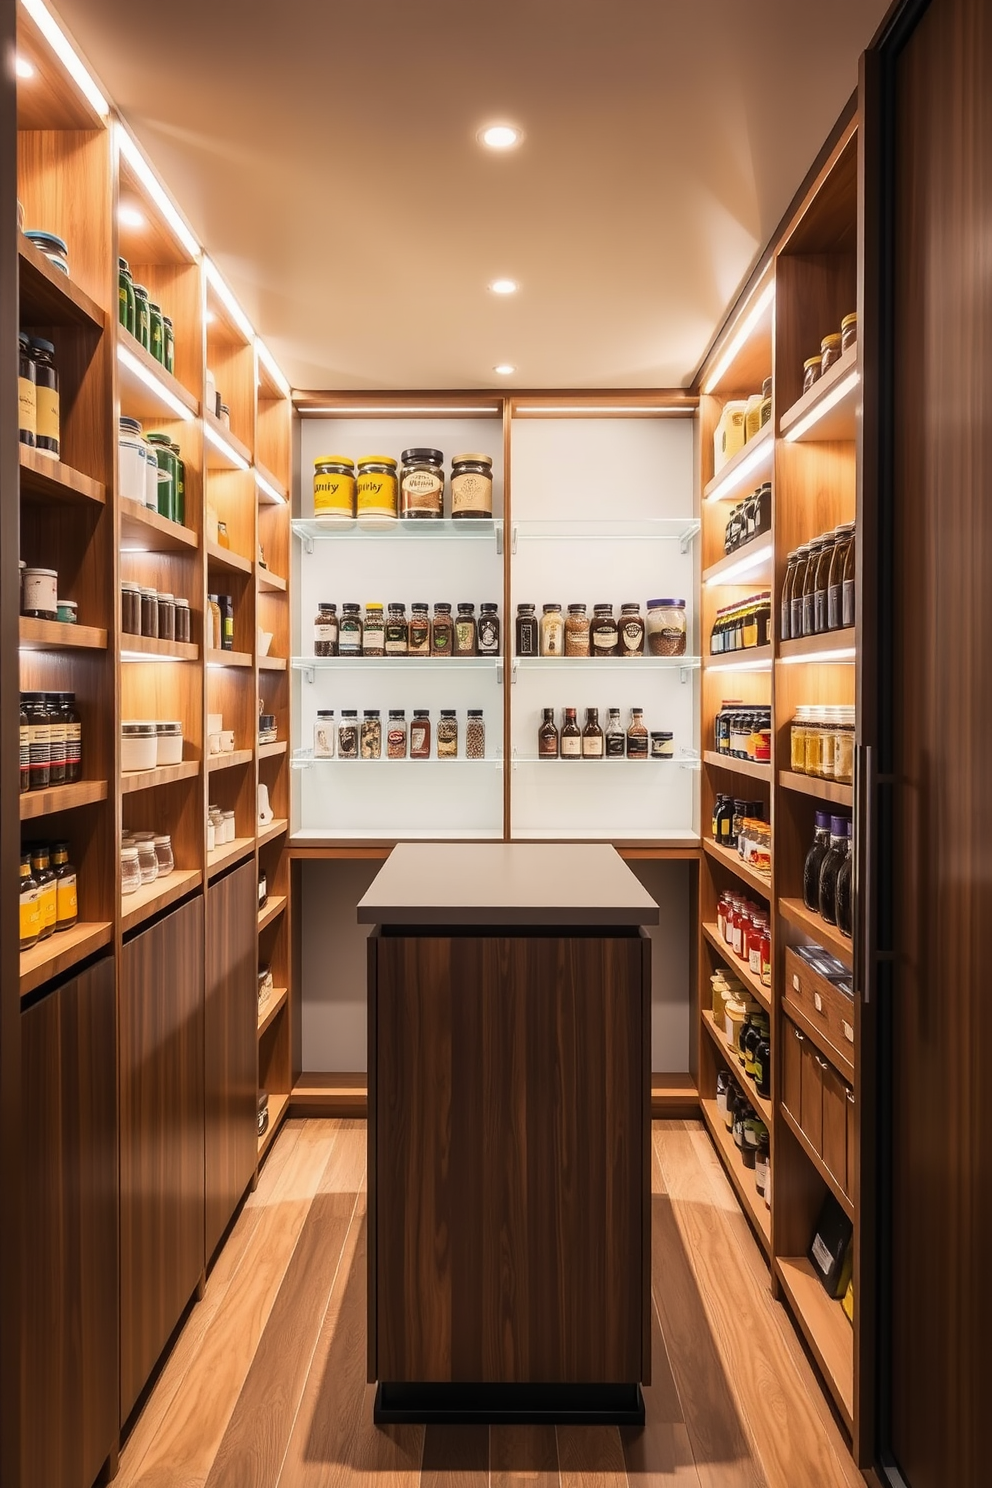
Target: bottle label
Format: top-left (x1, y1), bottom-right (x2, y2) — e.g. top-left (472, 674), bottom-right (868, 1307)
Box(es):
top-left (606, 734), bottom-right (625, 757)
top-left (20, 887), bottom-right (41, 941)
top-left (401, 470), bottom-right (443, 515)
top-left (801, 593), bottom-right (815, 636)
top-left (357, 473), bottom-right (397, 516)
top-left (36, 386), bottom-right (60, 444)
top-left (478, 616), bottom-right (500, 653)
top-left (749, 945), bottom-right (761, 975)
top-left (539, 735), bottom-right (559, 758)
top-left (18, 376), bottom-right (36, 437)
top-left (39, 882), bottom-right (57, 931)
top-left (450, 471), bottom-right (492, 514)
top-left (814, 591), bottom-right (828, 633)
top-left (561, 735), bottom-right (581, 757)
top-left (627, 734), bottom-right (648, 758)
top-left (409, 620), bottom-right (430, 652)
top-left (56, 874), bottom-right (77, 924)
top-left (842, 579), bottom-right (855, 628)
top-left (387, 728), bottom-right (407, 757)
top-left (517, 621), bottom-right (538, 655)
top-left (314, 473), bottom-right (355, 514)
top-left (315, 623), bottom-right (338, 642)
top-left (583, 737), bottom-right (604, 757)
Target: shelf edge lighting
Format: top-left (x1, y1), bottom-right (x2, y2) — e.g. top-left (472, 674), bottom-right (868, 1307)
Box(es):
top-left (705, 657), bottom-right (773, 673)
top-left (204, 256), bottom-right (254, 343)
top-left (20, 0), bottom-right (109, 116)
top-left (704, 434), bottom-right (772, 503)
top-left (256, 339), bottom-right (291, 399)
top-left (514, 405), bottom-right (691, 416)
top-left (784, 370), bottom-right (861, 442)
top-left (117, 343), bottom-right (195, 422)
top-left (204, 420), bottom-right (250, 471)
top-left (116, 127), bottom-right (200, 259)
top-left (779, 646), bottom-right (856, 665)
top-left (120, 650), bottom-right (181, 663)
top-left (297, 406), bottom-right (501, 417)
top-left (704, 540), bottom-right (773, 586)
top-left (702, 281), bottom-right (775, 395)
top-left (254, 468), bottom-right (285, 504)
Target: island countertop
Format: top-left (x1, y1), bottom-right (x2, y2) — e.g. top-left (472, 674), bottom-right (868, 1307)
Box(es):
top-left (357, 842), bottom-right (659, 927)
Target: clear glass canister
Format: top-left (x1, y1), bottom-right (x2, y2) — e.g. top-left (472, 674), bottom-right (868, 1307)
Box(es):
top-left (121, 844), bottom-right (141, 895)
top-left (564, 603), bottom-right (590, 657)
top-left (30, 338), bottom-right (59, 457)
top-left (133, 832), bottom-right (159, 884)
top-left (360, 710), bottom-right (382, 759)
top-left (363, 603), bottom-right (385, 656)
top-left (646, 599), bottom-right (687, 656)
top-left (834, 708), bottom-right (855, 784)
top-left (154, 834), bottom-right (174, 874)
top-left (400, 448), bottom-right (444, 519)
top-left (437, 710), bottom-right (458, 757)
top-left (540, 603), bottom-right (564, 656)
top-left (313, 456), bottom-right (356, 520)
top-left (356, 456), bottom-right (398, 526)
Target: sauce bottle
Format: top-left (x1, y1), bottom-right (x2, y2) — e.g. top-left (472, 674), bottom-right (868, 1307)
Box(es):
top-left (813, 533), bottom-right (836, 634)
top-left (803, 812), bottom-right (831, 911)
top-left (801, 539), bottom-right (823, 637)
top-left (836, 844), bottom-right (854, 938)
top-left (818, 815), bottom-right (851, 925)
top-left (789, 546), bottom-right (811, 640)
top-left (29, 843), bottom-right (57, 941)
top-left (19, 853), bottom-right (42, 951)
top-left (560, 707), bottom-right (581, 759)
top-left (627, 707), bottom-right (648, 759)
top-left (827, 524), bottom-right (854, 631)
top-left (51, 841), bottom-right (78, 931)
top-left (582, 707), bottom-right (604, 759)
top-left (605, 707), bottom-right (625, 758)
top-left (538, 707), bottom-right (559, 758)
top-left (410, 710), bottom-right (431, 759)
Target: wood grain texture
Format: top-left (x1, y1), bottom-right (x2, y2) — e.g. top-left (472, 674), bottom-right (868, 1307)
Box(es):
top-left (421, 1424), bottom-right (488, 1488)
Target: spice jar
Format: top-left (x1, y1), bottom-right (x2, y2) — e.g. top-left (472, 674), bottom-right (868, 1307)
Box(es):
top-left (133, 832), bottom-right (159, 884)
top-left (478, 603), bottom-right (500, 656)
top-left (18, 331), bottom-right (36, 446)
top-left (23, 692), bottom-right (51, 790)
top-left (564, 604), bottom-right (590, 657)
top-left (314, 710), bottom-right (335, 757)
top-left (175, 598), bottom-right (191, 644)
top-left (646, 599), bottom-right (687, 657)
top-left (515, 603), bottom-right (538, 657)
top-left (356, 456), bottom-right (399, 525)
top-left (133, 283), bottom-right (151, 349)
top-left (410, 710), bottom-right (431, 758)
top-left (339, 603), bottom-right (362, 657)
top-left (833, 707), bottom-right (855, 785)
top-left (436, 710), bottom-right (458, 758)
top-left (385, 602), bottom-right (408, 656)
top-left (400, 448), bottom-right (444, 519)
top-left (618, 602), bottom-right (645, 657)
top-left (820, 332), bottom-right (843, 376)
top-left (338, 710), bottom-right (359, 758)
top-left (157, 591), bottom-right (176, 642)
top-left (408, 603), bottom-right (431, 656)
top-left (56, 600), bottom-right (77, 624)
top-left (802, 355), bottom-right (822, 394)
top-left (148, 302), bottom-right (165, 364)
top-left (454, 603), bottom-right (477, 656)
top-left (591, 604), bottom-right (619, 657)
top-left (431, 602), bottom-right (453, 657)
top-left (314, 602), bottom-right (339, 656)
top-left (450, 453), bottom-right (493, 519)
top-left (360, 710), bottom-right (382, 759)
top-left (841, 312), bottom-right (858, 355)
top-left (540, 603), bottom-right (564, 656)
top-left (362, 602), bottom-right (385, 656)
top-left (119, 257), bottom-right (136, 335)
top-left (121, 844), bottom-right (141, 896)
top-left (154, 834), bottom-right (175, 875)
top-left (466, 710), bottom-right (485, 759)
top-left (314, 456), bottom-right (356, 520)
top-left (387, 710), bottom-right (407, 759)
top-left (163, 315), bottom-right (175, 374)
top-left (29, 337), bottom-right (59, 457)
top-left (21, 567), bottom-right (58, 620)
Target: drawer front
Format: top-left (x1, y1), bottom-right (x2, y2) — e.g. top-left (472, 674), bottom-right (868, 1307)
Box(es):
top-left (783, 1018), bottom-right (804, 1119)
top-left (800, 1041), bottom-right (824, 1154)
top-left (821, 1061), bottom-right (848, 1193)
top-left (784, 946), bottom-right (855, 1072)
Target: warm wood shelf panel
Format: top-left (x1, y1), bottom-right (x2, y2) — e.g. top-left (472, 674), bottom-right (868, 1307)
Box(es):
top-left (207, 749), bottom-right (254, 773)
top-left (700, 1010), bottom-right (773, 1122)
top-left (703, 644), bottom-right (773, 672)
top-left (703, 422), bottom-right (773, 504)
top-left (257, 568), bottom-right (287, 593)
top-left (258, 741), bottom-right (287, 760)
top-left (779, 898), bottom-right (853, 966)
top-left (700, 1098), bottom-right (771, 1253)
top-left (780, 1102), bottom-right (854, 1220)
top-left (650, 1073), bottom-right (699, 1118)
top-left (778, 770), bottom-right (853, 808)
top-left (120, 869), bottom-right (202, 936)
top-left (120, 633), bottom-right (199, 662)
top-left (775, 1257), bottom-right (854, 1431)
top-left (19, 447), bottom-right (106, 507)
top-left (118, 329), bottom-right (200, 419)
top-left (779, 344), bottom-right (859, 444)
top-left (120, 760), bottom-right (200, 795)
top-left (258, 655), bottom-right (286, 671)
top-left (257, 895), bottom-right (287, 933)
top-left (702, 839), bottom-right (772, 899)
top-left (778, 628), bottom-right (856, 662)
top-left (257, 818), bottom-right (288, 849)
top-left (206, 538), bottom-right (253, 575)
top-left (701, 922), bottom-right (772, 1012)
top-left (206, 837), bottom-right (255, 880)
top-left (254, 459), bottom-right (288, 505)
top-left (120, 497), bottom-right (198, 554)
top-left (257, 987), bottom-right (288, 1039)
top-left (291, 1073), bottom-right (367, 1114)
top-left (205, 648), bottom-right (252, 668)
top-left (703, 751), bottom-right (771, 782)
top-left (204, 411), bottom-right (252, 469)
top-left (258, 1091), bottom-right (289, 1160)
top-left (19, 617), bottom-right (107, 651)
top-left (19, 234), bottom-right (106, 328)
top-left (20, 921), bottom-right (113, 999)
top-left (20, 779), bottom-right (108, 820)
top-left (701, 539), bottom-right (774, 587)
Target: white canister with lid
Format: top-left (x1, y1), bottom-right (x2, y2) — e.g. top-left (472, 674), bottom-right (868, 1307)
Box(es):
top-left (156, 721), bottom-right (184, 766)
top-left (121, 721), bottom-right (158, 772)
top-left (21, 567), bottom-right (58, 619)
top-left (143, 440), bottom-right (159, 509)
top-left (119, 418), bottom-right (146, 502)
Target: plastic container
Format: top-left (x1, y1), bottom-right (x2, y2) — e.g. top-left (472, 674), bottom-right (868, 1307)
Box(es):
top-left (155, 721), bottom-right (184, 766)
top-left (154, 834), bottom-right (175, 875)
top-left (121, 721), bottom-right (157, 772)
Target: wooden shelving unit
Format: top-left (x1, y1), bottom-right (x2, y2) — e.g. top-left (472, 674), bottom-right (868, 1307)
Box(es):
top-left (702, 750), bottom-right (771, 782)
top-left (775, 1257), bottom-right (854, 1431)
top-left (206, 837), bottom-right (255, 879)
top-left (701, 1010), bottom-right (772, 1122)
top-left (702, 838), bottom-right (773, 898)
top-left (120, 760), bottom-right (201, 794)
top-left (20, 780), bottom-right (108, 819)
top-left (120, 633), bottom-right (198, 662)
top-left (258, 985), bottom-right (288, 1038)
top-left (19, 446), bottom-right (106, 507)
top-left (120, 869), bottom-right (202, 936)
top-left (780, 897), bottom-right (852, 964)
top-left (701, 922), bottom-right (771, 1011)
top-left (207, 748), bottom-right (254, 772)
top-left (18, 617), bottom-right (107, 651)
top-left (778, 770), bottom-right (853, 807)
top-left (19, 923), bottom-right (114, 999)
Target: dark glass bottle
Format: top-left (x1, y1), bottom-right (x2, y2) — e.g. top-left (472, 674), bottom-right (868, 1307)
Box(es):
top-left (605, 707), bottom-right (625, 758)
top-left (836, 846), bottom-right (854, 939)
top-left (560, 707), bottom-right (581, 760)
top-left (803, 811), bottom-right (832, 911)
top-left (29, 843), bottom-right (57, 941)
top-left (716, 794), bottom-right (735, 848)
top-left (581, 706), bottom-right (604, 759)
top-left (754, 1032), bottom-right (771, 1100)
top-left (818, 815), bottom-right (851, 925)
top-left (538, 707), bottom-right (559, 759)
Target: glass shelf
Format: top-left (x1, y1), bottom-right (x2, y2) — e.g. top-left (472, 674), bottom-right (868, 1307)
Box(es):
top-left (512, 654), bottom-right (700, 672)
top-left (293, 750), bottom-right (503, 770)
top-left (512, 517), bottom-right (700, 547)
top-left (293, 516), bottom-right (503, 551)
top-left (292, 655), bottom-right (501, 674)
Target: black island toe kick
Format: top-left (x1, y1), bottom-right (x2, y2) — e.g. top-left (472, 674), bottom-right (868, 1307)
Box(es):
top-left (373, 1381), bottom-right (646, 1426)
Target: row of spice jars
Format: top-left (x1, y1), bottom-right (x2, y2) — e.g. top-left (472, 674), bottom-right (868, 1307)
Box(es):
top-left (17, 332), bottom-right (60, 457)
top-left (709, 592), bottom-right (772, 653)
top-left (723, 482), bottom-right (771, 556)
top-left (714, 969), bottom-right (772, 1101)
top-left (121, 582), bottom-right (192, 642)
top-left (716, 889), bottom-right (772, 985)
top-left (712, 796), bottom-right (772, 876)
top-left (801, 312), bottom-right (857, 395)
top-left (538, 705), bottom-right (672, 760)
top-left (516, 599), bottom-right (688, 658)
top-left (313, 450), bottom-right (494, 523)
top-left (713, 702), bottom-right (771, 763)
top-left (20, 562), bottom-right (76, 624)
top-left (314, 707), bottom-right (485, 760)
top-left (121, 828), bottom-right (175, 894)
top-left (713, 378), bottom-right (772, 473)
top-left (790, 705), bottom-right (855, 784)
top-left (20, 692), bottom-right (82, 792)
top-left (781, 524), bottom-right (855, 640)
top-left (206, 807), bottom-right (238, 852)
top-left (716, 1070), bottom-right (770, 1200)
top-left (315, 600), bottom-right (500, 658)
top-left (19, 840), bottom-right (79, 949)
top-left (121, 720), bottom-right (184, 772)
top-left (119, 418), bottom-right (187, 523)
top-left (119, 259), bottom-right (176, 373)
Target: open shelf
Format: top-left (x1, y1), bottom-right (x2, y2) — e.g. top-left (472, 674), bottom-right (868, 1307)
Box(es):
top-left (20, 780), bottom-right (108, 820)
top-left (701, 922), bottom-right (771, 1012)
top-left (19, 446), bottom-right (106, 507)
top-left (291, 1072), bottom-right (367, 1113)
top-left (513, 516), bottom-right (700, 543)
top-left (703, 644), bottom-right (773, 672)
top-left (120, 761), bottom-right (200, 795)
top-left (775, 1257), bottom-right (853, 1431)
top-left (703, 751), bottom-right (771, 782)
top-left (204, 411), bottom-right (251, 470)
top-left (117, 330), bottom-right (199, 420)
top-left (778, 628), bottom-right (856, 664)
top-left (255, 460), bottom-right (288, 506)
top-left (258, 655), bottom-right (286, 671)
top-left (205, 649), bottom-right (253, 668)
top-left (258, 986), bottom-right (288, 1039)
top-left (20, 922), bottom-right (114, 999)
top-left (779, 897), bottom-right (853, 965)
top-left (780, 1102), bottom-right (854, 1221)
top-left (120, 869), bottom-right (202, 936)
top-left (206, 837), bottom-right (255, 880)
top-left (513, 655), bottom-right (699, 673)
top-left (121, 633), bottom-right (199, 662)
top-left (701, 1010), bottom-right (772, 1122)
top-left (779, 770), bottom-right (853, 808)
top-left (205, 538), bottom-right (253, 575)
top-left (258, 740), bottom-right (287, 760)
top-left (258, 1091), bottom-right (289, 1160)
top-left (699, 1098), bottom-right (771, 1252)
top-left (207, 749), bottom-right (254, 773)
top-left (120, 497), bottom-right (198, 554)
top-left (702, 839), bottom-right (772, 898)
top-left (19, 617), bottom-right (107, 651)
top-left (703, 422), bottom-right (773, 505)
top-left (702, 540), bottom-right (774, 587)
top-left (257, 817), bottom-right (288, 849)
top-left (779, 344), bottom-right (859, 444)
top-left (257, 568), bottom-right (287, 593)
top-left (293, 655), bottom-right (500, 673)
top-left (293, 516), bottom-right (503, 545)
top-left (257, 894), bottom-right (286, 933)
top-left (18, 233), bottom-right (105, 329)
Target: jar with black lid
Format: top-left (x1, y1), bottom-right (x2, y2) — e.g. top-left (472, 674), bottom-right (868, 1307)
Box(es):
top-left (565, 603), bottom-right (590, 656)
top-left (58, 692), bottom-right (81, 783)
top-left (450, 453), bottom-right (493, 519)
top-left (385, 603), bottom-right (408, 655)
top-left (360, 710), bottom-right (382, 759)
top-left (122, 581), bottom-right (141, 635)
top-left (157, 591), bottom-right (176, 642)
top-left (23, 692), bottom-right (51, 791)
top-left (478, 603), bottom-right (500, 655)
top-left (46, 691), bottom-right (66, 785)
top-left (618, 603), bottom-right (645, 657)
top-left (18, 332), bottom-right (36, 446)
top-left (314, 602), bottom-right (339, 657)
top-left (454, 603), bottom-right (477, 656)
top-left (119, 257), bottom-right (136, 334)
top-left (591, 604), bottom-right (619, 657)
top-left (141, 586), bottom-right (159, 638)
top-left (387, 710), bottom-right (407, 759)
top-left (431, 603), bottom-right (453, 657)
top-left (339, 603), bottom-right (362, 657)
top-left (437, 710), bottom-right (458, 758)
top-left (175, 598), bottom-right (191, 644)
top-left (516, 603), bottom-right (538, 657)
top-left (19, 699), bottom-right (29, 793)
top-left (30, 338), bottom-right (59, 457)
top-left (408, 603), bottom-right (431, 656)
top-left (133, 283), bottom-right (151, 350)
top-left (400, 448), bottom-right (444, 519)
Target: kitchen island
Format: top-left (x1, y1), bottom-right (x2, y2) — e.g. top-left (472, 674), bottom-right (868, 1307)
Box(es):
top-left (360, 842), bottom-right (658, 1425)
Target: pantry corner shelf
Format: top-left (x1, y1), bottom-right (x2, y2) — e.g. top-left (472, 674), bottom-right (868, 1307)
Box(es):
top-left (779, 343), bottom-right (860, 444)
top-left (778, 770), bottom-right (853, 808)
top-left (20, 779), bottom-right (109, 820)
top-left (778, 628), bottom-right (856, 663)
top-left (702, 838), bottom-right (772, 899)
top-left (120, 497), bottom-right (199, 554)
top-left (703, 422), bottom-right (773, 505)
top-left (779, 897), bottom-right (853, 966)
top-left (19, 447), bottom-right (107, 507)
top-left (775, 1256), bottom-right (854, 1431)
top-left (18, 233), bottom-right (107, 329)
top-left (701, 1009), bottom-right (773, 1123)
top-left (205, 538), bottom-right (252, 575)
top-left (257, 568), bottom-right (288, 593)
top-left (207, 837), bottom-right (255, 880)
top-left (258, 986), bottom-right (288, 1038)
top-left (257, 818), bottom-right (289, 848)
top-left (258, 894), bottom-right (287, 933)
top-left (292, 516), bottom-right (503, 550)
top-left (121, 633), bottom-right (199, 662)
top-left (207, 749), bottom-right (254, 773)
top-left (120, 760), bottom-right (201, 794)
top-left (699, 1097), bottom-right (771, 1252)
top-left (703, 751), bottom-right (771, 782)
top-left (701, 922), bottom-right (772, 1012)
top-left (117, 329), bottom-right (200, 420)
top-left (258, 1092), bottom-right (289, 1159)
top-left (19, 617), bottom-right (107, 651)
top-left (120, 869), bottom-right (202, 936)
top-left (20, 921), bottom-right (114, 1000)
top-left (703, 644), bottom-right (773, 673)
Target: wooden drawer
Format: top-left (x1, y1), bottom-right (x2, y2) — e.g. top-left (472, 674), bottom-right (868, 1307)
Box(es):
top-left (783, 1017), bottom-right (805, 1120)
top-left (801, 1040), bottom-right (824, 1154)
top-left (784, 946), bottom-right (855, 1076)
top-left (821, 1060), bottom-right (849, 1194)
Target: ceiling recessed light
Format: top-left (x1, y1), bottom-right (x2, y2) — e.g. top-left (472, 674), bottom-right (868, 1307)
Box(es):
top-left (15, 57), bottom-right (35, 79)
top-left (493, 364), bottom-right (516, 375)
top-left (489, 279), bottom-right (518, 295)
top-left (479, 123), bottom-right (523, 150)
top-left (118, 205), bottom-right (145, 228)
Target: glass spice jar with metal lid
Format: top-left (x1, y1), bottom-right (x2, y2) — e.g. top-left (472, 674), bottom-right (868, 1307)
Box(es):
top-left (119, 257), bottom-right (136, 334)
top-left (618, 602), bottom-right (645, 657)
top-left (387, 710), bottom-right (407, 759)
top-left (802, 355), bottom-right (822, 394)
top-left (820, 332), bottom-right (843, 376)
top-left (564, 604), bottom-right (591, 657)
top-left (24, 229), bottom-right (69, 275)
top-left (400, 448), bottom-right (444, 519)
top-left (450, 453), bottom-right (493, 519)
top-left (339, 603), bottom-right (362, 656)
top-left (591, 603), bottom-right (619, 656)
top-left (841, 312), bottom-right (858, 355)
top-left (516, 603), bottom-right (538, 656)
top-left (30, 338), bottom-right (59, 458)
top-left (436, 710), bottom-right (458, 758)
top-left (466, 710), bottom-right (485, 758)
top-left (133, 283), bottom-right (151, 350)
top-left (454, 603), bottom-right (477, 656)
top-left (314, 601), bottom-right (339, 656)
top-left (431, 602), bottom-right (453, 657)
top-left (356, 455), bottom-right (398, 525)
top-left (361, 710), bottom-right (382, 758)
top-left (362, 602), bottom-right (385, 656)
top-left (646, 599), bottom-right (687, 656)
top-left (338, 710), bottom-right (359, 758)
top-left (540, 603), bottom-right (564, 656)
top-left (314, 710), bottom-right (335, 758)
top-left (385, 602), bottom-right (408, 655)
top-left (478, 603), bottom-right (500, 655)
top-left (408, 602), bottom-right (431, 656)
top-left (314, 456), bottom-right (356, 520)
top-left (18, 331), bottom-right (36, 446)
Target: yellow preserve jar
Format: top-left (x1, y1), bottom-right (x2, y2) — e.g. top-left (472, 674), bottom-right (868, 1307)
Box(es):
top-left (313, 456), bottom-right (355, 520)
top-left (356, 456), bottom-right (398, 526)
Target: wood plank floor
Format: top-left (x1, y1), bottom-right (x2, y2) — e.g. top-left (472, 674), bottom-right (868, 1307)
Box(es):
top-left (114, 1119), bottom-right (863, 1488)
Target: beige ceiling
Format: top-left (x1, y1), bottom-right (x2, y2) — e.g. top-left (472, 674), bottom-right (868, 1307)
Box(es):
top-left (55, 0), bottom-right (887, 392)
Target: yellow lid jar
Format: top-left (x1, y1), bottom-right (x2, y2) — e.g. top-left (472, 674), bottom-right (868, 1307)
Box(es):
top-left (313, 455), bottom-right (355, 520)
top-left (356, 456), bottom-right (398, 527)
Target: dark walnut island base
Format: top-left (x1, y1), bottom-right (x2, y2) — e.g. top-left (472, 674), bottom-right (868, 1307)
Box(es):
top-left (360, 843), bottom-right (658, 1425)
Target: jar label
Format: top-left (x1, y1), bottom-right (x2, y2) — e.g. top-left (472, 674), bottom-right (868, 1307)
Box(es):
top-left (478, 617), bottom-right (499, 653)
top-left (36, 386), bottom-right (59, 444)
top-left (410, 723), bottom-right (429, 755)
top-left (22, 571), bottom-right (57, 613)
top-left (315, 624), bottom-right (338, 642)
top-left (455, 621), bottom-right (475, 652)
top-left (385, 633), bottom-right (407, 654)
top-left (56, 875), bottom-right (77, 923)
top-left (627, 734), bottom-right (648, 758)
top-left (432, 624), bottom-right (452, 655)
top-left (18, 376), bottom-right (36, 436)
top-left (314, 473), bottom-right (355, 513)
top-left (401, 471), bottom-right (443, 514)
top-left (20, 726), bottom-right (29, 781)
top-left (387, 729), bottom-right (407, 756)
top-left (620, 621), bottom-right (644, 653)
top-left (561, 735), bottom-right (581, 756)
top-left (842, 579), bottom-right (855, 628)
top-left (20, 888), bottom-right (41, 941)
top-left (583, 738), bottom-right (604, 756)
top-left (451, 471), bottom-right (492, 514)
top-left (409, 621), bottom-right (430, 652)
top-left (29, 723), bottom-right (51, 762)
top-left (592, 627), bottom-right (616, 650)
top-left (314, 726), bottom-right (335, 758)
top-left (357, 474), bottom-right (397, 515)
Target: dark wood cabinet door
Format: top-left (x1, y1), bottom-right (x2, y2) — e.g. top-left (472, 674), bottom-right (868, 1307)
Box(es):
top-left (120, 895), bottom-right (204, 1422)
top-left (205, 861), bottom-right (258, 1260)
top-left (22, 955), bottom-right (118, 1488)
